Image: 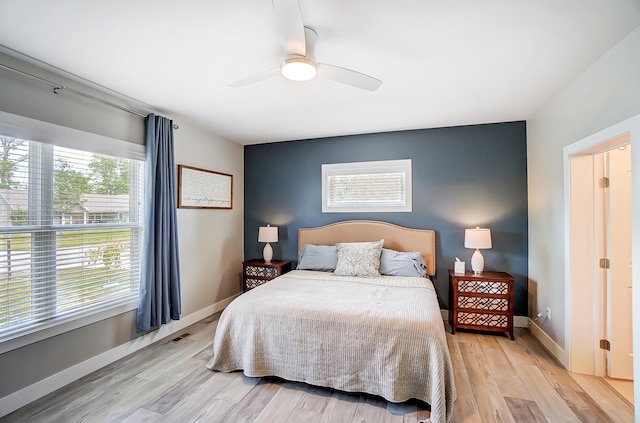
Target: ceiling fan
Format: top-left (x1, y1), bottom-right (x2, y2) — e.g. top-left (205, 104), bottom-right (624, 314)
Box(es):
top-left (229, 0), bottom-right (382, 91)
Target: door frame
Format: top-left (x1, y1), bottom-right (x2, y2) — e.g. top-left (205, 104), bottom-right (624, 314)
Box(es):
top-left (563, 114), bottom-right (640, 407)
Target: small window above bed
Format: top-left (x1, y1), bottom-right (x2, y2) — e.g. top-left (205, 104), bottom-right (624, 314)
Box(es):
top-left (321, 159), bottom-right (412, 213)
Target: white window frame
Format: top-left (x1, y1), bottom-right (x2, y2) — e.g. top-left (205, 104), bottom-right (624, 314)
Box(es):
top-left (0, 111), bottom-right (144, 354)
top-left (322, 159), bottom-right (412, 213)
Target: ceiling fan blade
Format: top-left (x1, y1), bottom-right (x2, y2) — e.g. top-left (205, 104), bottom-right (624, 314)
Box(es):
top-left (272, 0), bottom-right (306, 56)
top-left (229, 67), bottom-right (280, 87)
top-left (317, 63), bottom-right (383, 91)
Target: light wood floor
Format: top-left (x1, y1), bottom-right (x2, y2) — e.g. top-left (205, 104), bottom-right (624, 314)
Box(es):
top-left (604, 378), bottom-right (634, 405)
top-left (2, 315), bottom-right (635, 423)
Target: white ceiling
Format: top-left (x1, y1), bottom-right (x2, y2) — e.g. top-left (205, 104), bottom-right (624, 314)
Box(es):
top-left (1, 0), bottom-right (639, 145)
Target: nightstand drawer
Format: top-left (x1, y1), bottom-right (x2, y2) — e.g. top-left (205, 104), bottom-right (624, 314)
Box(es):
top-left (457, 280), bottom-right (509, 295)
top-left (244, 278), bottom-right (269, 290)
top-left (245, 265), bottom-right (280, 279)
top-left (457, 311), bottom-right (509, 328)
top-left (457, 296), bottom-right (509, 311)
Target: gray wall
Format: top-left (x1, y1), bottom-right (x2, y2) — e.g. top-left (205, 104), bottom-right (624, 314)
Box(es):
top-left (244, 121), bottom-right (528, 314)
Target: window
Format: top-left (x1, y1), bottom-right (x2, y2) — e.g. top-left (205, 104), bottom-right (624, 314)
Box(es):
top-left (0, 134), bottom-right (144, 343)
top-left (322, 159), bottom-right (412, 213)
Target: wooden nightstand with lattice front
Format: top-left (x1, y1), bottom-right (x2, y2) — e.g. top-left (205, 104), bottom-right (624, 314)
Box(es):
top-left (449, 270), bottom-right (515, 340)
top-left (242, 260), bottom-right (291, 292)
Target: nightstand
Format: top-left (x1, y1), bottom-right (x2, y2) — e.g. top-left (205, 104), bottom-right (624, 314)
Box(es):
top-left (449, 270), bottom-right (515, 340)
top-left (242, 259), bottom-right (291, 292)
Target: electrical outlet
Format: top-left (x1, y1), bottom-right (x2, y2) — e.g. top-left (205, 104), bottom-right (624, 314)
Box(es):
top-left (546, 307), bottom-right (551, 320)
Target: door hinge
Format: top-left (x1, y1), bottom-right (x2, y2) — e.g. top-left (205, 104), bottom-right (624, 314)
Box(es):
top-left (599, 258), bottom-right (610, 269)
top-left (599, 177), bottom-right (610, 188)
top-left (600, 339), bottom-right (611, 351)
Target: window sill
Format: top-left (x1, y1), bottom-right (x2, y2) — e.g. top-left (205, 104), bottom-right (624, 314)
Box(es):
top-left (0, 299), bottom-right (138, 354)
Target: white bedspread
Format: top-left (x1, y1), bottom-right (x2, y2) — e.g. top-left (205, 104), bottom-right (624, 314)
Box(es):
top-left (206, 270), bottom-right (456, 423)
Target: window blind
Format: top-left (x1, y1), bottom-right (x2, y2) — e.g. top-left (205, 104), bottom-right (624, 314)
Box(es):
top-left (0, 136), bottom-right (143, 341)
top-left (328, 172), bottom-right (406, 207)
top-left (322, 159), bottom-right (412, 213)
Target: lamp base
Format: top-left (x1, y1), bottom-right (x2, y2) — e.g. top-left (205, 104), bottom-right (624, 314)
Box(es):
top-left (471, 249), bottom-right (485, 274)
top-left (263, 243), bottom-right (273, 263)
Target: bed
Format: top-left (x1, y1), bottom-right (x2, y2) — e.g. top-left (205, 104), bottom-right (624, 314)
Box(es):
top-left (206, 220), bottom-right (456, 423)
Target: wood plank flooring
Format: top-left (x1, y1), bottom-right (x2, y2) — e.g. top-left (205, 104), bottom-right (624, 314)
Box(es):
top-left (2, 315), bottom-right (634, 423)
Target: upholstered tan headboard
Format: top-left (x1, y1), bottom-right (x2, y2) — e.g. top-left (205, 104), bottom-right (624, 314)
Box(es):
top-left (298, 220), bottom-right (436, 276)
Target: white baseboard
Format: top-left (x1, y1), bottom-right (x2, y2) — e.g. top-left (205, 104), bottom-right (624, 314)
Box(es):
top-left (529, 319), bottom-right (569, 368)
top-left (0, 294), bottom-right (239, 418)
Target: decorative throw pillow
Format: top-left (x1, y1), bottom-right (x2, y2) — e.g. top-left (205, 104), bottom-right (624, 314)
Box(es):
top-left (379, 248), bottom-right (428, 277)
top-left (297, 244), bottom-right (338, 271)
top-left (334, 240), bottom-right (384, 277)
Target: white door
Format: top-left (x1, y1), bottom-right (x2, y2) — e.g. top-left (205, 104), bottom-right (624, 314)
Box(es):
top-left (606, 144), bottom-right (633, 380)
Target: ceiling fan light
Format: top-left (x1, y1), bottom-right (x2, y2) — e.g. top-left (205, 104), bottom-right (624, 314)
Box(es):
top-left (281, 57), bottom-right (317, 81)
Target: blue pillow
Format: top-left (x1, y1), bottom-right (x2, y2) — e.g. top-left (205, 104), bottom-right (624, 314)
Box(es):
top-left (379, 248), bottom-right (427, 277)
top-left (297, 244), bottom-right (338, 271)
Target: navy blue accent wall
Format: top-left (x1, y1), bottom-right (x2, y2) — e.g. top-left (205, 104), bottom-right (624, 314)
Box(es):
top-left (244, 122), bottom-right (528, 315)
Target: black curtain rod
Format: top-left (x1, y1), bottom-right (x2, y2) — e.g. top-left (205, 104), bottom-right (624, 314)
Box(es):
top-left (0, 62), bottom-right (179, 130)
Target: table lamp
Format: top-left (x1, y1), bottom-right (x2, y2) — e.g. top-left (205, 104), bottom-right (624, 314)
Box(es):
top-left (258, 224), bottom-right (278, 263)
top-left (464, 227), bottom-right (492, 274)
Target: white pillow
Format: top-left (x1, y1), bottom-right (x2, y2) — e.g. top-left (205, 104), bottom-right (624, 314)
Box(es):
top-left (334, 240), bottom-right (384, 277)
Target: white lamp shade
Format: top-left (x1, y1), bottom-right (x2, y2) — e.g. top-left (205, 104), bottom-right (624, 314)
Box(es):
top-left (464, 227), bottom-right (492, 249)
top-left (258, 225), bottom-right (278, 243)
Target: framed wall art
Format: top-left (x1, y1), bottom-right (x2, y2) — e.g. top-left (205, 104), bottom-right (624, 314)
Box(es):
top-left (177, 164), bottom-right (233, 209)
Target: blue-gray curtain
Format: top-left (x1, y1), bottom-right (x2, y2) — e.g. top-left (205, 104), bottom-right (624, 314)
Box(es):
top-left (136, 114), bottom-right (181, 332)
